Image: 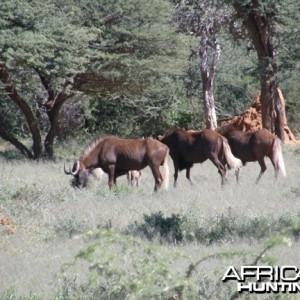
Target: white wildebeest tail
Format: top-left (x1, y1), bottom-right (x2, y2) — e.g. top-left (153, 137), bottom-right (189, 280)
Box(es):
top-left (222, 139), bottom-right (242, 171)
top-left (272, 137), bottom-right (287, 178)
top-left (161, 149), bottom-right (170, 190)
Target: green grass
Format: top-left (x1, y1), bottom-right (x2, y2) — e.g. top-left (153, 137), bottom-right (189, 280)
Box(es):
top-left (0, 145), bottom-right (300, 299)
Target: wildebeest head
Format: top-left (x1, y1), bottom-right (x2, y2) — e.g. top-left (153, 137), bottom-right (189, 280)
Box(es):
top-left (64, 161), bottom-right (89, 188)
top-left (158, 127), bottom-right (180, 146)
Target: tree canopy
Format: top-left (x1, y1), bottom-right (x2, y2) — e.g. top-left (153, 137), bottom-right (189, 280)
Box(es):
top-left (0, 0), bottom-right (299, 158)
top-left (0, 0), bottom-right (189, 157)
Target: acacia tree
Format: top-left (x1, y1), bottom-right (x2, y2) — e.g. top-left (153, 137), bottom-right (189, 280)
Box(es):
top-left (173, 0), bottom-right (232, 129)
top-left (231, 0), bottom-right (287, 140)
top-left (0, 0), bottom-right (102, 158)
top-left (0, 0), bottom-right (188, 157)
top-left (74, 0), bottom-right (189, 137)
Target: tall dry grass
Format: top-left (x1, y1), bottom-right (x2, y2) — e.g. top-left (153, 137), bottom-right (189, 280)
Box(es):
top-left (0, 145), bottom-right (299, 299)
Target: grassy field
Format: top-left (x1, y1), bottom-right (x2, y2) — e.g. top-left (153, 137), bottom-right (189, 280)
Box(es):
top-left (0, 143), bottom-right (300, 299)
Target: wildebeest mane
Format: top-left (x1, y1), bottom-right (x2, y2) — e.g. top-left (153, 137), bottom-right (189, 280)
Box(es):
top-left (161, 127), bottom-right (178, 138)
top-left (79, 136), bottom-right (107, 160)
top-left (160, 127), bottom-right (183, 140)
top-left (161, 128), bottom-right (194, 170)
top-left (80, 136), bottom-right (149, 161)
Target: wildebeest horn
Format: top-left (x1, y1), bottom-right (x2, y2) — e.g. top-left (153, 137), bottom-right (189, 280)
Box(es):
top-left (71, 161), bottom-right (80, 175)
top-left (64, 163), bottom-right (71, 175)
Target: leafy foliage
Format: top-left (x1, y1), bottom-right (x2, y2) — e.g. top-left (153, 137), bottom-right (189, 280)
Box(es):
top-left (0, 0), bottom-right (300, 157)
top-left (127, 211), bottom-right (183, 243)
top-left (54, 217), bottom-right (88, 238)
top-left (0, 0), bottom-right (101, 82)
top-left (127, 208), bottom-right (300, 245)
top-left (63, 230), bottom-right (187, 299)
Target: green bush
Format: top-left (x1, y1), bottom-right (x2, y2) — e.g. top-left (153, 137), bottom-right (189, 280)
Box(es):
top-left (127, 211), bottom-right (183, 243)
top-left (54, 217), bottom-right (88, 238)
top-left (128, 209), bottom-right (300, 245)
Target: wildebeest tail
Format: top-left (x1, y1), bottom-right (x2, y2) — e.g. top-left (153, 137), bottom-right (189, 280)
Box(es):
top-left (161, 149), bottom-right (170, 190)
top-left (222, 139), bottom-right (242, 171)
top-left (272, 137), bottom-right (287, 177)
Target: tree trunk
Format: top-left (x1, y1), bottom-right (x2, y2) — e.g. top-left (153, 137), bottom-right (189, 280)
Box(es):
top-left (0, 66), bottom-right (73, 159)
top-left (0, 126), bottom-right (33, 159)
top-left (35, 69), bottom-right (74, 158)
top-left (199, 30), bottom-right (220, 130)
top-left (233, 0), bottom-right (285, 141)
top-left (44, 93), bottom-right (70, 158)
top-left (202, 86), bottom-right (218, 130)
top-left (273, 87), bottom-right (285, 141)
top-left (0, 65), bottom-right (43, 158)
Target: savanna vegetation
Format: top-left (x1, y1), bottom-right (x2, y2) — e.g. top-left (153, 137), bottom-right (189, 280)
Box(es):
top-left (0, 145), bottom-right (300, 299)
top-left (1, 0), bottom-right (300, 299)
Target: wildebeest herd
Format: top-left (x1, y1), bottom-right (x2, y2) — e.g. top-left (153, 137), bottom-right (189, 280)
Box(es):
top-left (64, 126), bottom-right (286, 191)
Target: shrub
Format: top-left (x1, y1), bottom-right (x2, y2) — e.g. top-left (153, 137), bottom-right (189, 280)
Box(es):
top-left (62, 230), bottom-right (187, 299)
top-left (127, 211), bottom-right (183, 243)
top-left (129, 209), bottom-right (300, 245)
top-left (54, 217), bottom-right (88, 238)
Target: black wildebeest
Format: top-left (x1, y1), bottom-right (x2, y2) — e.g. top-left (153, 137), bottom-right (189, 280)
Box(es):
top-left (64, 136), bottom-right (169, 191)
top-left (217, 125), bottom-right (287, 183)
top-left (158, 127), bottom-right (242, 186)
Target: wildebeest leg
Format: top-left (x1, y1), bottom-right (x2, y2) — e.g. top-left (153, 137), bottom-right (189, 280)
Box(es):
top-left (209, 154), bottom-right (227, 186)
top-left (136, 175), bottom-right (141, 187)
top-left (186, 167), bottom-right (193, 185)
top-left (107, 164), bottom-right (116, 189)
top-left (132, 173), bottom-right (137, 187)
top-left (150, 165), bottom-right (163, 192)
top-left (256, 158), bottom-right (267, 184)
top-left (269, 156), bottom-right (280, 180)
top-left (127, 172), bottom-right (131, 185)
top-left (173, 161), bottom-right (179, 187)
top-left (235, 168), bottom-right (240, 184)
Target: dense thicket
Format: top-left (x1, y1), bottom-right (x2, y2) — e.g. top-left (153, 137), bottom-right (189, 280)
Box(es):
top-left (0, 0), bottom-right (299, 158)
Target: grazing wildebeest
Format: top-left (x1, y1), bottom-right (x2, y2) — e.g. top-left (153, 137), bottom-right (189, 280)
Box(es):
top-left (127, 170), bottom-right (142, 187)
top-left (64, 136), bottom-right (169, 191)
top-left (217, 125), bottom-right (287, 183)
top-left (158, 127), bottom-right (242, 186)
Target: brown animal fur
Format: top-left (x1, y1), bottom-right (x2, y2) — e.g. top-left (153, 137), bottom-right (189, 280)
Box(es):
top-left (159, 127), bottom-right (242, 186)
top-left (65, 136), bottom-right (169, 192)
top-left (217, 125), bottom-right (286, 183)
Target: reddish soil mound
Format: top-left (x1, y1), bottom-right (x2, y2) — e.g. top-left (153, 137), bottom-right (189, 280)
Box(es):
top-left (220, 92), bottom-right (299, 144)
